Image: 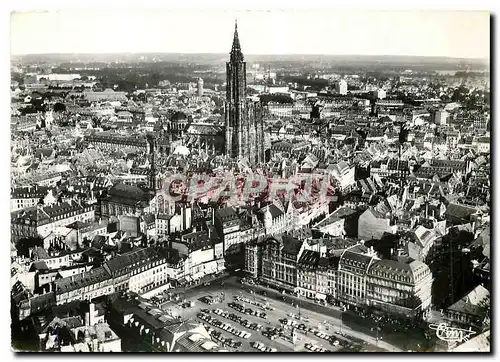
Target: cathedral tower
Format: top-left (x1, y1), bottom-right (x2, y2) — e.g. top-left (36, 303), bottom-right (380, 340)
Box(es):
top-left (225, 21), bottom-right (265, 164)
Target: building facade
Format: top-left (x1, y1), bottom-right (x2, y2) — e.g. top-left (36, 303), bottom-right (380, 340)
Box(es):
top-left (366, 259), bottom-right (433, 318)
top-left (337, 245), bottom-right (378, 308)
top-left (260, 235), bottom-right (306, 292)
top-left (11, 200), bottom-right (95, 242)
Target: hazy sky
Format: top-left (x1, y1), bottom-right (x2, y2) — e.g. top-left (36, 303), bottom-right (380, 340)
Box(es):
top-left (10, 10), bottom-right (490, 58)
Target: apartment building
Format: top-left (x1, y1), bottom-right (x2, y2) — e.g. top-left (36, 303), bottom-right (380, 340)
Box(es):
top-left (337, 244), bottom-right (378, 308)
top-left (366, 259), bottom-right (433, 318)
top-left (54, 267), bottom-right (114, 305)
top-left (260, 235), bottom-right (306, 292)
top-left (103, 247), bottom-right (170, 294)
top-left (11, 186), bottom-right (50, 212)
top-left (11, 199), bottom-right (95, 242)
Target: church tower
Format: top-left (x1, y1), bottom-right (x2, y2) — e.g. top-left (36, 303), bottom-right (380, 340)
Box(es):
top-left (225, 21), bottom-right (265, 165)
top-left (225, 20), bottom-right (247, 160)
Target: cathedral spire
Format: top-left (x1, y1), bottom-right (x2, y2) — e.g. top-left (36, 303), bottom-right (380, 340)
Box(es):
top-left (230, 19), bottom-right (244, 62)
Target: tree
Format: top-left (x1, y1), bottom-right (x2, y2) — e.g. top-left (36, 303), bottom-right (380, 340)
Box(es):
top-left (429, 229), bottom-right (475, 308)
top-left (259, 94), bottom-right (294, 105)
top-left (15, 237), bottom-right (43, 258)
top-left (171, 111), bottom-right (187, 121)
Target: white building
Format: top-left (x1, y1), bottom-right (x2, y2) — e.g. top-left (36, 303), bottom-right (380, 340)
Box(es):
top-left (476, 136), bottom-right (490, 154)
top-left (372, 88), bottom-right (387, 99)
top-left (336, 80), bottom-right (348, 95)
top-left (197, 78), bottom-right (204, 97)
top-left (328, 161), bottom-right (356, 191)
top-left (434, 110), bottom-right (449, 125)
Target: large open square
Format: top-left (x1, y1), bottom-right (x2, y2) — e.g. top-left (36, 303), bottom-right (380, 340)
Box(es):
top-left (145, 275), bottom-right (421, 352)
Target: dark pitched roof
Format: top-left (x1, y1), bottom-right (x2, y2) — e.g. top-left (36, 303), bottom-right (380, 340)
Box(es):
top-left (314, 207), bottom-right (357, 228)
top-left (286, 227), bottom-right (312, 240)
top-left (298, 249), bottom-right (320, 268)
top-left (142, 213), bottom-right (155, 225)
top-left (66, 221), bottom-right (90, 230)
top-left (106, 182), bottom-right (151, 205)
top-left (215, 207), bottom-right (238, 222)
top-left (367, 259), bottom-right (428, 285)
top-left (30, 260), bottom-right (49, 272)
top-left (180, 231), bottom-right (211, 252)
top-left (30, 292), bottom-right (56, 315)
top-left (447, 285), bottom-right (490, 317)
top-left (268, 204), bottom-right (284, 219)
top-left (445, 203), bottom-right (478, 220)
top-left (281, 235), bottom-right (303, 256)
top-left (11, 186), bottom-right (49, 199)
top-left (104, 247), bottom-right (163, 277)
top-left (54, 267), bottom-right (111, 294)
top-left (340, 245), bottom-right (374, 271)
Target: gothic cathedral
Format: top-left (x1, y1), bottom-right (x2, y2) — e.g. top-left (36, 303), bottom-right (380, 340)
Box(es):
top-left (225, 21), bottom-right (265, 165)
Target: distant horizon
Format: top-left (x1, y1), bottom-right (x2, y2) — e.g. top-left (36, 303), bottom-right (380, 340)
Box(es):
top-left (11, 51), bottom-right (489, 63)
top-left (10, 10), bottom-right (490, 59)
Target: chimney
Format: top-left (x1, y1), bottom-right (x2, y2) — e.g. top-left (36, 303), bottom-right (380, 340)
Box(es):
top-left (84, 312), bottom-right (90, 326)
top-left (89, 303), bottom-right (96, 326)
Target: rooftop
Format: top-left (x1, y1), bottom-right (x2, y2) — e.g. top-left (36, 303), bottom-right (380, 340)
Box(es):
top-left (448, 285), bottom-right (490, 317)
top-left (314, 207), bottom-right (357, 228)
top-left (54, 266), bottom-right (111, 295)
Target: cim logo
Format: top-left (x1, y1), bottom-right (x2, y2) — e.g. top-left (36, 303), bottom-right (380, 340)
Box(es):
top-left (429, 323), bottom-right (477, 343)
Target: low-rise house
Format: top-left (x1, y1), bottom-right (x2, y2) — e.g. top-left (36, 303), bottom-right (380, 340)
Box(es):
top-left (99, 183), bottom-right (154, 221)
top-left (358, 208), bottom-right (397, 241)
top-left (445, 284), bottom-right (490, 330)
top-left (107, 292), bottom-right (222, 352)
top-left (38, 302), bottom-right (122, 352)
top-left (327, 161), bottom-right (356, 191)
top-left (407, 225), bottom-right (440, 262)
top-left (313, 207), bottom-right (357, 237)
